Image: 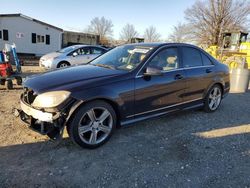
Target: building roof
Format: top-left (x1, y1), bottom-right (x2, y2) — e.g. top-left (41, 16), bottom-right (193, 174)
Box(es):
top-left (64, 30), bottom-right (99, 37)
top-left (0, 13), bottom-right (63, 32)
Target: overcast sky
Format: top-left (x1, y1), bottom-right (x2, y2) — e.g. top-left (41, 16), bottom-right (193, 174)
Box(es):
top-left (1, 0), bottom-right (197, 40)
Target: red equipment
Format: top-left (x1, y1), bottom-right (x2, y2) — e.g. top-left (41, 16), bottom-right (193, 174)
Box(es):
top-left (0, 44), bottom-right (22, 89)
top-left (0, 62), bottom-right (12, 77)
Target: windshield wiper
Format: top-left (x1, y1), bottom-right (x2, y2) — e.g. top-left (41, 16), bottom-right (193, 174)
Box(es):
top-left (93, 64), bottom-right (116, 70)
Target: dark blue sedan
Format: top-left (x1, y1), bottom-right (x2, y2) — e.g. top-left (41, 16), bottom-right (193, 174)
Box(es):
top-left (17, 43), bottom-right (230, 148)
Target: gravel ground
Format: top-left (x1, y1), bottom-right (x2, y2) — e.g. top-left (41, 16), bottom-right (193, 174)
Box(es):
top-left (0, 66), bottom-right (249, 188)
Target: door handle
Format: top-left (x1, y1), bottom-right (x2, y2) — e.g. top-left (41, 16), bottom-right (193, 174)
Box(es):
top-left (206, 68), bottom-right (212, 73)
top-left (175, 74), bottom-right (183, 80)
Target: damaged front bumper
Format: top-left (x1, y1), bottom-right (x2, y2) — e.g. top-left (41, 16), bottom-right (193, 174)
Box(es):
top-left (20, 98), bottom-right (54, 122)
top-left (14, 95), bottom-right (73, 140)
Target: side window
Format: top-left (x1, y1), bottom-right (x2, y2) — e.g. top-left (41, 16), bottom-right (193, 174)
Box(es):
top-left (72, 47), bottom-right (91, 56)
top-left (182, 47), bottom-right (202, 67)
top-left (3, 29), bottom-right (9, 41)
top-left (91, 47), bottom-right (104, 55)
top-left (81, 47), bottom-right (91, 55)
top-left (201, 53), bottom-right (213, 66)
top-left (148, 48), bottom-right (179, 71)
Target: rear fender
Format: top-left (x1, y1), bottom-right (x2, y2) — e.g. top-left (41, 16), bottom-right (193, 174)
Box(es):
top-left (203, 77), bottom-right (225, 99)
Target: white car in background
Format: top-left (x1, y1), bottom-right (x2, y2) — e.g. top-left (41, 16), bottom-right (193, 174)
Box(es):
top-left (39, 45), bottom-right (108, 69)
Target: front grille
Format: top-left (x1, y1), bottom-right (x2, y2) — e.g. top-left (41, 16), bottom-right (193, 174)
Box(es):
top-left (23, 87), bottom-right (37, 104)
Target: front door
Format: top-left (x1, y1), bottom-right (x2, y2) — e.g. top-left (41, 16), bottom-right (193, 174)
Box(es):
top-left (71, 47), bottom-right (92, 65)
top-left (134, 47), bottom-right (186, 117)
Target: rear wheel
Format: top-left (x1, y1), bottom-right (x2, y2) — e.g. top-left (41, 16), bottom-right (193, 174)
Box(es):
top-left (67, 101), bottom-right (116, 149)
top-left (57, 61), bottom-right (70, 68)
top-left (204, 85), bottom-right (222, 112)
top-left (5, 80), bottom-right (13, 90)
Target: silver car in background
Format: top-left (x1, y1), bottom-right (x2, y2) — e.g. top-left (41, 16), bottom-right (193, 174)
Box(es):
top-left (39, 45), bottom-right (108, 69)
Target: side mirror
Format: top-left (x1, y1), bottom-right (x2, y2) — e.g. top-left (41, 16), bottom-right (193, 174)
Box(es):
top-left (143, 67), bottom-right (163, 76)
top-left (72, 52), bottom-right (78, 57)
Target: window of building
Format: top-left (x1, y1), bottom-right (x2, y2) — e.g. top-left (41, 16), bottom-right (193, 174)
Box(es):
top-left (46, 35), bottom-right (50, 45)
top-left (0, 31), bottom-right (2, 39)
top-left (3, 29), bottom-right (9, 41)
top-left (37, 35), bottom-right (41, 43)
top-left (32, 33), bottom-right (46, 44)
top-left (182, 47), bottom-right (203, 67)
top-left (32, 33), bottom-right (36, 43)
top-left (41, 36), bottom-right (45, 43)
top-left (148, 48), bottom-right (179, 71)
top-left (37, 35), bottom-right (45, 43)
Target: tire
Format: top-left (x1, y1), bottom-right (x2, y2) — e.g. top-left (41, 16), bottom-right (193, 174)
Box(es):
top-left (0, 79), bottom-right (5, 85)
top-left (57, 61), bottom-right (70, 68)
top-left (67, 100), bottom-right (117, 149)
top-left (16, 77), bottom-right (22, 86)
top-left (204, 84), bottom-right (222, 113)
top-left (5, 80), bottom-right (13, 90)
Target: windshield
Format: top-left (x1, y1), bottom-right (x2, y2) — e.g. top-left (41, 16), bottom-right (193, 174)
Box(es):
top-left (90, 45), bottom-right (154, 71)
top-left (58, 46), bottom-right (81, 53)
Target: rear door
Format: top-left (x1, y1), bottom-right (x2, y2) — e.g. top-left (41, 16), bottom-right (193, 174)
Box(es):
top-left (181, 46), bottom-right (215, 101)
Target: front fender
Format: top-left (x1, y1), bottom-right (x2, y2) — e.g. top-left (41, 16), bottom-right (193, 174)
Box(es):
top-left (67, 77), bottom-right (135, 121)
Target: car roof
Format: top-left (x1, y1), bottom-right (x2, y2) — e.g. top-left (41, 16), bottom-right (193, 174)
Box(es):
top-left (123, 42), bottom-right (199, 49)
top-left (123, 42), bottom-right (164, 48)
top-left (71, 44), bottom-right (107, 49)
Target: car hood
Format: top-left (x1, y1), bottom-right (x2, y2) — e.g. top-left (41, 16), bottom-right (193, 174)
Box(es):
top-left (40, 52), bottom-right (61, 60)
top-left (24, 65), bottom-right (126, 93)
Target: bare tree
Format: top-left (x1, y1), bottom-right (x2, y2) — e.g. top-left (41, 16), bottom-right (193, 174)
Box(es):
top-left (144, 26), bottom-right (161, 42)
top-left (168, 23), bottom-right (193, 43)
top-left (184, 0), bottom-right (250, 45)
top-left (87, 17), bottom-right (113, 40)
top-left (120, 24), bottom-right (138, 41)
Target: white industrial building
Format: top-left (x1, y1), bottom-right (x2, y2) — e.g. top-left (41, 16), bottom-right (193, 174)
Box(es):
top-left (0, 14), bottom-right (63, 56)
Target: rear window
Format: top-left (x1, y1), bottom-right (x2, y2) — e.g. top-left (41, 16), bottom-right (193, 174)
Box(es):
top-left (182, 47), bottom-right (203, 67)
top-left (91, 47), bottom-right (105, 54)
top-left (201, 53), bottom-right (213, 66)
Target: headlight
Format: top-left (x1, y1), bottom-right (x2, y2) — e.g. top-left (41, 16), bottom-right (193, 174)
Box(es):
top-left (43, 58), bottom-right (53, 64)
top-left (32, 91), bottom-right (71, 108)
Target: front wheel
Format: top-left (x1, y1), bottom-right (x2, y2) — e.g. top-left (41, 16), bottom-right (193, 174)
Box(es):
top-left (16, 77), bottom-right (22, 85)
top-left (67, 101), bottom-right (117, 149)
top-left (204, 85), bottom-right (222, 112)
top-left (57, 61), bottom-right (70, 68)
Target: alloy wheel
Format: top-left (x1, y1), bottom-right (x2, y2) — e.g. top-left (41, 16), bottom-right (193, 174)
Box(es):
top-left (78, 107), bottom-right (113, 145)
top-left (208, 87), bottom-right (221, 111)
